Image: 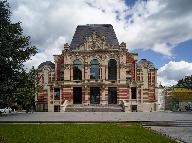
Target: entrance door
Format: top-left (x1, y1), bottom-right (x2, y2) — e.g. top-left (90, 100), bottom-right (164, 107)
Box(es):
top-left (73, 87), bottom-right (82, 104)
top-left (90, 87), bottom-right (100, 104)
top-left (54, 105), bottom-right (60, 112)
top-left (131, 105), bottom-right (137, 112)
top-left (131, 87), bottom-right (137, 99)
top-left (108, 87), bottom-right (117, 104)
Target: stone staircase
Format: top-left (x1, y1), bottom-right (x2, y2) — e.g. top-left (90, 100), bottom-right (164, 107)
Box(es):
top-left (65, 104), bottom-right (123, 112)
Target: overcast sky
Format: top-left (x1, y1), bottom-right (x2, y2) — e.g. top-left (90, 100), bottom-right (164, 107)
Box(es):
top-left (8, 0), bottom-right (192, 86)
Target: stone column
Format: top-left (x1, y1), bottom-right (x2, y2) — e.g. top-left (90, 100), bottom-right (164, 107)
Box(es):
top-left (105, 64), bottom-right (108, 81)
top-left (141, 85), bottom-right (143, 112)
top-left (117, 62), bottom-right (120, 82)
top-left (105, 86), bottom-right (108, 105)
top-left (84, 86), bottom-right (90, 105)
top-left (100, 86), bottom-right (105, 105)
top-left (70, 64), bottom-right (72, 81)
top-left (85, 63), bottom-right (89, 80)
top-left (82, 63), bottom-right (84, 80)
top-left (84, 62), bottom-right (89, 105)
top-left (64, 65), bottom-right (70, 80)
top-left (48, 86), bottom-right (54, 112)
top-left (101, 64), bottom-right (106, 81)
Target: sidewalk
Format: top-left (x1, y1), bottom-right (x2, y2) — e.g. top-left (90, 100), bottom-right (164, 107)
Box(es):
top-left (0, 112), bottom-right (192, 122)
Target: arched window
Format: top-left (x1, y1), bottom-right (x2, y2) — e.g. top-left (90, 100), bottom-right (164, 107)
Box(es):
top-left (90, 59), bottom-right (100, 79)
top-left (108, 59), bottom-right (117, 80)
top-left (73, 59), bottom-right (82, 80)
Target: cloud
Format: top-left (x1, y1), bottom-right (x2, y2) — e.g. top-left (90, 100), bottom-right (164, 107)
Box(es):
top-left (158, 61), bottom-right (192, 86)
top-left (122, 0), bottom-right (192, 56)
top-left (8, 0), bottom-right (192, 68)
top-left (24, 36), bottom-right (66, 70)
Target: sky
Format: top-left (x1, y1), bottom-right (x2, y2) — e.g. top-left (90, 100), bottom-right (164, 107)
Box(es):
top-left (8, 0), bottom-right (192, 86)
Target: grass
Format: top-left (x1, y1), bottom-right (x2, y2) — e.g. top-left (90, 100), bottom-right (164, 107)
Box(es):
top-left (0, 123), bottom-right (176, 143)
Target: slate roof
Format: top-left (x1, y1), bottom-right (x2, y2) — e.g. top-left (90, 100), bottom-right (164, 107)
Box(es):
top-left (38, 61), bottom-right (55, 70)
top-left (70, 24), bottom-right (119, 49)
top-left (137, 59), bottom-right (155, 69)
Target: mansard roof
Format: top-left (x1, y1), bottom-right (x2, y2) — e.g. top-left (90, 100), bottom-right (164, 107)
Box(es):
top-left (137, 59), bottom-right (155, 69)
top-left (38, 61), bottom-right (55, 70)
top-left (70, 24), bottom-right (119, 49)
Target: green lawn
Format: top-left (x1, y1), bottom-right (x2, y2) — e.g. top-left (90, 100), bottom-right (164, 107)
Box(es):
top-left (0, 123), bottom-right (176, 143)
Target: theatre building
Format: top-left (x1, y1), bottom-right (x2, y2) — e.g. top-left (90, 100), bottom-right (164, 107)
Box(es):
top-left (36, 24), bottom-right (158, 112)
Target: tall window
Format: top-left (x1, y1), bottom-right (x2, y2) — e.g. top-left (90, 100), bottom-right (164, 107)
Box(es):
top-left (90, 59), bottom-right (100, 79)
top-left (60, 64), bottom-right (64, 81)
top-left (54, 88), bottom-right (60, 100)
top-left (73, 59), bottom-right (82, 80)
top-left (108, 59), bottom-right (117, 80)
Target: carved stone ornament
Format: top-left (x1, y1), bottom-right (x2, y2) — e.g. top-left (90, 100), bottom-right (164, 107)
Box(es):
top-left (109, 53), bottom-right (116, 59)
top-left (120, 42), bottom-right (126, 47)
top-left (64, 64), bottom-right (70, 70)
top-left (88, 43), bottom-right (101, 50)
top-left (143, 62), bottom-right (148, 68)
top-left (92, 32), bottom-right (97, 41)
top-left (102, 54), bottom-right (107, 61)
top-left (84, 32), bottom-right (108, 50)
top-left (98, 55), bottom-right (102, 60)
top-left (64, 43), bottom-right (69, 49)
top-left (120, 62), bottom-right (126, 69)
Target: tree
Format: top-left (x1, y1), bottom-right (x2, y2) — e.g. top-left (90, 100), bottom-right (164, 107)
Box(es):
top-left (177, 75), bottom-right (192, 88)
top-left (16, 67), bottom-right (42, 110)
top-left (0, 0), bottom-right (37, 106)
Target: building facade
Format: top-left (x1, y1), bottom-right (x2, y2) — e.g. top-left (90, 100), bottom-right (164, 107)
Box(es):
top-left (157, 84), bottom-right (165, 111)
top-left (36, 24), bottom-right (157, 112)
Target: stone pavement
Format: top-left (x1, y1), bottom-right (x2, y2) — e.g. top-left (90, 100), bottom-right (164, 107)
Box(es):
top-left (0, 112), bottom-right (192, 142)
top-left (150, 126), bottom-right (192, 143)
top-left (0, 112), bottom-right (192, 122)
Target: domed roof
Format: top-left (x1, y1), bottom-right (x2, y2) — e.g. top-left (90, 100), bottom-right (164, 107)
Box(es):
top-left (38, 61), bottom-right (55, 70)
top-left (137, 59), bottom-right (155, 69)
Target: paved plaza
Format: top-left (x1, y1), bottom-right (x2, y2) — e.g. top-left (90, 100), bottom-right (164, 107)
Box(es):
top-left (0, 112), bottom-right (192, 143)
top-left (150, 126), bottom-right (192, 143)
top-left (0, 112), bottom-right (192, 122)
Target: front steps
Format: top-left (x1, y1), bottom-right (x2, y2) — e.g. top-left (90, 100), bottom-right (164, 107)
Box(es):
top-left (65, 104), bottom-right (123, 112)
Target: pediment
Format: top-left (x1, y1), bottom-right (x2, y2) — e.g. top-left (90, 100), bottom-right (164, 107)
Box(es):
top-left (79, 32), bottom-right (111, 51)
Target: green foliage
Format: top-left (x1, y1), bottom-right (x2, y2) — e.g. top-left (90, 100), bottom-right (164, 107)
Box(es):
top-left (0, 124), bottom-right (176, 143)
top-left (0, 0), bottom-right (37, 106)
top-left (16, 67), bottom-right (42, 109)
top-left (176, 75), bottom-right (192, 88)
